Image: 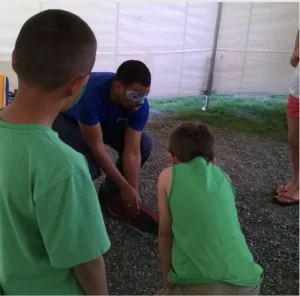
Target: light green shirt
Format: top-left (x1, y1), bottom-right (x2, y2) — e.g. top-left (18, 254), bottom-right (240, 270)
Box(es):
top-left (0, 121), bottom-right (110, 295)
top-left (168, 157), bottom-right (263, 286)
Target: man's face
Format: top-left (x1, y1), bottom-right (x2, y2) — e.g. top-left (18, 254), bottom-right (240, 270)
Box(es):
top-left (115, 82), bottom-right (150, 111)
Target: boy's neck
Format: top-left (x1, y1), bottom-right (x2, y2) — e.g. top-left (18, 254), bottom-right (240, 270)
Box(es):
top-left (0, 86), bottom-right (62, 128)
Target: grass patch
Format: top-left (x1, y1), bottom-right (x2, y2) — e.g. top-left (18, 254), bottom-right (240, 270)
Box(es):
top-left (149, 95), bottom-right (288, 142)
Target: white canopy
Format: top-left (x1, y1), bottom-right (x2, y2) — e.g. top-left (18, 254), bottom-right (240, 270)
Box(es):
top-left (0, 1), bottom-right (299, 98)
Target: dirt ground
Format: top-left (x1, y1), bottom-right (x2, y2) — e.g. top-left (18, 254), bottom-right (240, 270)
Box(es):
top-left (94, 115), bottom-right (299, 295)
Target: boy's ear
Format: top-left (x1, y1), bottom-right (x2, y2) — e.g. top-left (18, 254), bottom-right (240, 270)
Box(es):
top-left (70, 75), bottom-right (89, 98)
top-left (60, 75), bottom-right (89, 112)
top-left (169, 153), bottom-right (180, 165)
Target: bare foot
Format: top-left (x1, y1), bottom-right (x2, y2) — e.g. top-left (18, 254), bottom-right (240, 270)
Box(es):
top-left (275, 183), bottom-right (299, 204)
top-left (276, 182), bottom-right (294, 194)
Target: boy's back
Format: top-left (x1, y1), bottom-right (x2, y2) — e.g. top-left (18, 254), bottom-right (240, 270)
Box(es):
top-left (157, 122), bottom-right (263, 295)
top-left (0, 9), bottom-right (111, 294)
top-left (168, 156), bottom-right (263, 286)
top-left (0, 120), bottom-right (110, 294)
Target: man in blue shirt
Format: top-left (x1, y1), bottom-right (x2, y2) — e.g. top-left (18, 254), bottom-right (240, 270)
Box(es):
top-left (53, 60), bottom-right (155, 226)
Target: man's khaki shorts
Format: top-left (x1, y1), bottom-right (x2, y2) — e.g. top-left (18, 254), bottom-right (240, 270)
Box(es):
top-left (157, 283), bottom-right (260, 295)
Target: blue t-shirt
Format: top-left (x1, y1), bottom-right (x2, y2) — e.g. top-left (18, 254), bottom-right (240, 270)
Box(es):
top-left (63, 72), bottom-right (149, 132)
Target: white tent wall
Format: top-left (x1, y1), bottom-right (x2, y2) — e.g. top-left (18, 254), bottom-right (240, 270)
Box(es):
top-left (215, 2), bottom-right (299, 95)
top-left (0, 1), bottom-right (298, 98)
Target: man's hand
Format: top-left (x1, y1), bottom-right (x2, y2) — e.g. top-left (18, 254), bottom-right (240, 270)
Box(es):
top-left (120, 183), bottom-right (141, 216)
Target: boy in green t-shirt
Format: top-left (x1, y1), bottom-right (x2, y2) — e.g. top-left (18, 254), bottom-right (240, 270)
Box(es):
top-left (157, 122), bottom-right (263, 295)
top-left (0, 10), bottom-right (110, 295)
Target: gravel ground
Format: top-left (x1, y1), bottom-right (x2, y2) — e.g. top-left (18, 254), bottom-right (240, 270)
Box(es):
top-left (94, 115), bottom-right (299, 295)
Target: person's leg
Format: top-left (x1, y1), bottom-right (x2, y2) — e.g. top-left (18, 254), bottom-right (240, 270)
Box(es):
top-left (288, 117), bottom-right (299, 185)
top-left (276, 117), bottom-right (299, 202)
top-left (52, 114), bottom-right (101, 180)
top-left (101, 119), bottom-right (153, 192)
top-left (276, 95), bottom-right (299, 203)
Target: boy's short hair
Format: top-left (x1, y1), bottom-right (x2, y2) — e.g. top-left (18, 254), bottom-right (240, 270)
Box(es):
top-left (115, 60), bottom-right (151, 87)
top-left (168, 122), bottom-right (215, 163)
top-left (14, 9), bottom-right (97, 91)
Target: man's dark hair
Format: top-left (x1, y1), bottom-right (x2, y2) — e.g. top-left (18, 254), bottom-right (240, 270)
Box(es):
top-left (168, 122), bottom-right (215, 163)
top-left (14, 9), bottom-right (97, 91)
top-left (115, 60), bottom-right (151, 87)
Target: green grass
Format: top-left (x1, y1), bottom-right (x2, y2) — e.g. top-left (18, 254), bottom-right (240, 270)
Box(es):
top-left (149, 95), bottom-right (288, 142)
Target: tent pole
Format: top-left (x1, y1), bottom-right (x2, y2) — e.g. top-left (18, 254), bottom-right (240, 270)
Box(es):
top-left (202, 2), bottom-right (223, 111)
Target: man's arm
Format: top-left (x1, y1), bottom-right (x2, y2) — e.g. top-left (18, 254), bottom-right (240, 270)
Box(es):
top-left (124, 99), bottom-right (150, 194)
top-left (79, 122), bottom-right (129, 191)
top-left (75, 86), bottom-right (131, 192)
top-left (290, 30), bottom-right (299, 68)
top-left (123, 126), bottom-right (142, 192)
top-left (157, 167), bottom-right (173, 288)
top-left (79, 122), bottom-right (140, 215)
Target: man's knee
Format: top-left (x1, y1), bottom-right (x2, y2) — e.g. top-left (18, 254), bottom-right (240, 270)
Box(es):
top-left (53, 114), bottom-right (101, 180)
top-left (52, 114), bottom-right (68, 137)
top-left (141, 132), bottom-right (153, 160)
top-left (53, 114), bottom-right (80, 141)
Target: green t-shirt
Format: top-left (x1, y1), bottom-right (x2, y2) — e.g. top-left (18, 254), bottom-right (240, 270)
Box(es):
top-left (0, 121), bottom-right (111, 295)
top-left (168, 157), bottom-right (263, 287)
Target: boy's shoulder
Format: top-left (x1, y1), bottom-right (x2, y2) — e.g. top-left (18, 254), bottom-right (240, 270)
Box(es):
top-left (43, 131), bottom-right (87, 171)
top-left (158, 166), bottom-right (173, 195)
top-left (32, 131), bottom-right (90, 194)
top-left (159, 166), bottom-right (172, 180)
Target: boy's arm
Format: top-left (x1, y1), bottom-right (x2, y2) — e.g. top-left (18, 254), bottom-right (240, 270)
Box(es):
top-left (35, 167), bottom-right (110, 295)
top-left (74, 256), bottom-right (108, 295)
top-left (290, 30), bottom-right (299, 67)
top-left (157, 167), bottom-right (173, 288)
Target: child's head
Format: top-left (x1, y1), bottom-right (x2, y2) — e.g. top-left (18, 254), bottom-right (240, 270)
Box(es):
top-left (13, 9), bottom-right (97, 110)
top-left (168, 122), bottom-right (215, 164)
